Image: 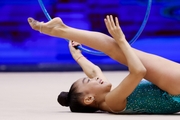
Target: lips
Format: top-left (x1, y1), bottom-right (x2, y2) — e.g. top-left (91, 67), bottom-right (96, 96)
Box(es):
top-left (99, 79), bottom-right (104, 84)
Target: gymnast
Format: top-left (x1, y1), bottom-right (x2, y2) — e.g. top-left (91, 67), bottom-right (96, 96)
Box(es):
top-left (27, 15), bottom-right (180, 114)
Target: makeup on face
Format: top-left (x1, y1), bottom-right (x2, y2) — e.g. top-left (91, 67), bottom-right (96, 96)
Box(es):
top-left (82, 77), bottom-right (104, 85)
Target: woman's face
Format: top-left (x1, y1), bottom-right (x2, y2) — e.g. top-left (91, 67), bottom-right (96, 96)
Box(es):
top-left (75, 77), bottom-right (112, 97)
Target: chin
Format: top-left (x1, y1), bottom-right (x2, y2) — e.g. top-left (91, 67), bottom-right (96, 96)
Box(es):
top-left (104, 83), bottom-right (112, 92)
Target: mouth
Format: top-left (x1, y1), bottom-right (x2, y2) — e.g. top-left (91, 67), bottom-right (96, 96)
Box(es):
top-left (99, 79), bottom-right (104, 84)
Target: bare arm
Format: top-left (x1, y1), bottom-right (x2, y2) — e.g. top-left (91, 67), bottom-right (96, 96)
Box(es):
top-left (69, 41), bottom-right (109, 82)
top-left (104, 15), bottom-right (146, 111)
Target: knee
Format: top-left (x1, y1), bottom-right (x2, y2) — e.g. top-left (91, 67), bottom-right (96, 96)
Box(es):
top-left (105, 43), bottom-right (121, 59)
top-left (104, 43), bottom-right (117, 57)
top-left (104, 41), bottom-right (127, 65)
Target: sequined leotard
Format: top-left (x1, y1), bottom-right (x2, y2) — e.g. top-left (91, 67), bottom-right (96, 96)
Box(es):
top-left (117, 80), bottom-right (180, 114)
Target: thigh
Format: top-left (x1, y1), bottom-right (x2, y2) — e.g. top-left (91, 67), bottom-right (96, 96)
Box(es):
top-left (129, 49), bottom-right (180, 95)
top-left (166, 65), bottom-right (180, 95)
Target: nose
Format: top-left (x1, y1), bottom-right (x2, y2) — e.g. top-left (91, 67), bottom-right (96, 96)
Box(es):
top-left (95, 77), bottom-right (99, 80)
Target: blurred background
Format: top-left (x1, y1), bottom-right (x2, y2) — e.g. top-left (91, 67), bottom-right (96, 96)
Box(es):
top-left (0, 0), bottom-right (179, 72)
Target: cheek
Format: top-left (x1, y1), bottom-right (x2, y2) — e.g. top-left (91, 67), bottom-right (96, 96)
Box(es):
top-left (89, 83), bottom-right (100, 89)
top-left (90, 83), bottom-right (108, 92)
top-left (86, 82), bottom-right (111, 93)
top-left (84, 82), bottom-right (101, 92)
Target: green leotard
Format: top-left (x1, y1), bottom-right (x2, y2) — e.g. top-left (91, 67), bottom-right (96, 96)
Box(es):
top-left (118, 80), bottom-right (180, 114)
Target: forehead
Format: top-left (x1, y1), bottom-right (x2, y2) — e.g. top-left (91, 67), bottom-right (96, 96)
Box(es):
top-left (76, 77), bottom-right (85, 85)
top-left (75, 77), bottom-right (87, 91)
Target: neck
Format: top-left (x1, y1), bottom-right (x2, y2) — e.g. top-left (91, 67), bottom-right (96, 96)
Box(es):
top-left (98, 101), bottom-right (112, 112)
top-left (96, 92), bottom-right (111, 112)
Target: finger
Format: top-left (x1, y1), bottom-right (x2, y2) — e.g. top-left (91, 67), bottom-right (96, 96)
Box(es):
top-left (104, 18), bottom-right (110, 31)
top-left (110, 15), bottom-right (115, 28)
top-left (72, 41), bottom-right (76, 46)
top-left (69, 41), bottom-right (74, 49)
top-left (104, 18), bottom-right (108, 28)
top-left (73, 42), bottom-right (80, 46)
top-left (70, 41), bottom-right (80, 50)
top-left (115, 17), bottom-right (120, 28)
top-left (105, 15), bottom-right (112, 31)
top-left (71, 41), bottom-right (76, 47)
top-left (107, 15), bottom-right (112, 28)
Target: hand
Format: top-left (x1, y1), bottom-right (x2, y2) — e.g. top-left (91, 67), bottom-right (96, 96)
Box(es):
top-left (69, 41), bottom-right (82, 60)
top-left (104, 15), bottom-right (125, 43)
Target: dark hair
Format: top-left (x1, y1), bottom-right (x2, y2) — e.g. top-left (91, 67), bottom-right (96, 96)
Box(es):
top-left (57, 82), bottom-right (98, 113)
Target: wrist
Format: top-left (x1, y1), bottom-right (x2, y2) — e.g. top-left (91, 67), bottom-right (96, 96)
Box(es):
top-left (76, 55), bottom-right (84, 62)
top-left (73, 53), bottom-right (83, 60)
top-left (117, 39), bottom-right (127, 45)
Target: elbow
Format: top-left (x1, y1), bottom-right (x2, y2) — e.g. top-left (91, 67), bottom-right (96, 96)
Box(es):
top-left (140, 67), bottom-right (147, 76)
top-left (131, 66), bottom-right (147, 77)
top-left (89, 65), bottom-right (101, 78)
top-left (94, 65), bottom-right (101, 70)
top-left (136, 67), bottom-right (147, 77)
top-left (93, 65), bottom-right (102, 73)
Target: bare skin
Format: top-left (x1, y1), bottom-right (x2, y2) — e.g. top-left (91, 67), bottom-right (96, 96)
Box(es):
top-left (27, 17), bottom-right (180, 95)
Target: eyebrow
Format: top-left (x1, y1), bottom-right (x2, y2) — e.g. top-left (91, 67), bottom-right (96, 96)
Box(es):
top-left (82, 78), bottom-right (86, 84)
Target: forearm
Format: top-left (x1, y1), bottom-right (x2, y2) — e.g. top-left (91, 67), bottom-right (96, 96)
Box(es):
top-left (72, 53), bottom-right (99, 78)
top-left (117, 39), bottom-right (146, 74)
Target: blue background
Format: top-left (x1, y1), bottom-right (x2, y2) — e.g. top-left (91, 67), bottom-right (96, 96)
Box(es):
top-left (0, 0), bottom-right (180, 71)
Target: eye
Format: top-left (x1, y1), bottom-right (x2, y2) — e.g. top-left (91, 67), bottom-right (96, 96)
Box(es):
top-left (87, 79), bottom-right (90, 83)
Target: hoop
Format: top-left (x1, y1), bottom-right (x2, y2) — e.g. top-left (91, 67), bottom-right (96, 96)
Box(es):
top-left (38, 0), bottom-right (152, 56)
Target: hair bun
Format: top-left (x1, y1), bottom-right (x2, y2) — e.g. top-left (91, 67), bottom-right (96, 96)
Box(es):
top-left (57, 92), bottom-right (69, 107)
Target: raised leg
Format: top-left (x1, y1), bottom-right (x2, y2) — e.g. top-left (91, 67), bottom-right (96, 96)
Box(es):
top-left (27, 17), bottom-right (127, 64)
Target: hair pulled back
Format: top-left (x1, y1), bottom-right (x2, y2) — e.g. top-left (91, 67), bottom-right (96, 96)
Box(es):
top-left (57, 82), bottom-right (98, 113)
